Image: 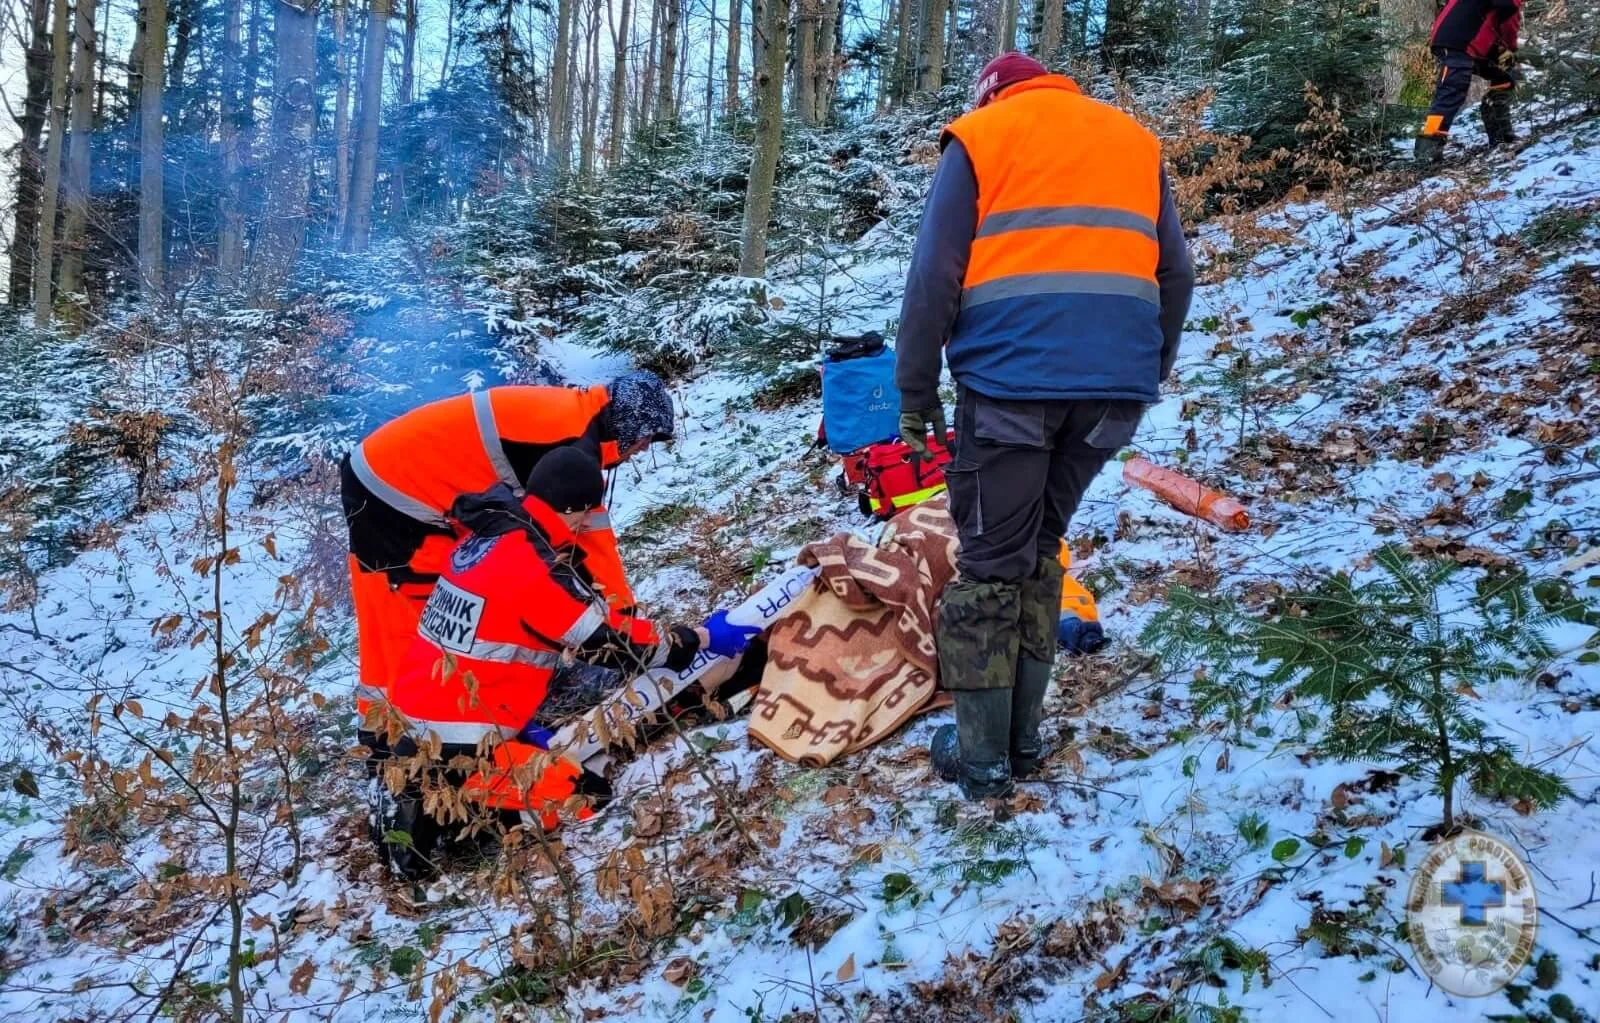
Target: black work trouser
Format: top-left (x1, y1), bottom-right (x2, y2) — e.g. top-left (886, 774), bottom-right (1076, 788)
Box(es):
top-left (1424, 48), bottom-right (1515, 137)
top-left (944, 387), bottom-right (1143, 584)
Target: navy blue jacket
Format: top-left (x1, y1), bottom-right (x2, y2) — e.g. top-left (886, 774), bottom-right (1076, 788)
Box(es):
top-left (895, 138), bottom-right (1195, 410)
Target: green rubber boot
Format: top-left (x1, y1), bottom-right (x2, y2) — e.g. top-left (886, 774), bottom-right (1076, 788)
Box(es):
top-left (929, 689), bottom-right (1015, 799)
top-left (934, 577), bottom-right (1021, 799)
top-left (1010, 656), bottom-right (1054, 778)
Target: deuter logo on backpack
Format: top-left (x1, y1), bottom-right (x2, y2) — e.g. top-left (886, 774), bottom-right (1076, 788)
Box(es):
top-left (821, 332), bottom-right (900, 455)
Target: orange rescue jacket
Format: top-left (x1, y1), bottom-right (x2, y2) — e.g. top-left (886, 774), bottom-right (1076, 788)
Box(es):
top-left (343, 385), bottom-right (636, 610)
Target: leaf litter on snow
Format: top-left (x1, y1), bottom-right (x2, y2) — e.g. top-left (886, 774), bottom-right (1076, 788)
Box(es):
top-left (3, 122), bottom-right (1600, 1023)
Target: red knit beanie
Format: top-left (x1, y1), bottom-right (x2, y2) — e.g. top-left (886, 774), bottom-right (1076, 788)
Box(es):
top-left (974, 52), bottom-right (1048, 107)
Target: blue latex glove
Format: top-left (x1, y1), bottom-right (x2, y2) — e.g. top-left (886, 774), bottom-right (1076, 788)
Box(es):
top-left (703, 610), bottom-right (762, 658)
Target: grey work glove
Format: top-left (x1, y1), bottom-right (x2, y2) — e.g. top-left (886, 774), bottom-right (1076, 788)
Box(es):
top-left (899, 407), bottom-right (948, 457)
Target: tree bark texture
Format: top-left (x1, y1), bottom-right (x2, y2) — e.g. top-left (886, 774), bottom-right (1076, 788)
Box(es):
top-left (333, 0), bottom-right (352, 236)
top-left (998, 0), bottom-right (1017, 52)
top-left (738, 0), bottom-right (787, 276)
top-left (890, 0), bottom-right (911, 106)
top-left (549, 0), bottom-right (575, 169)
top-left (815, 0), bottom-right (837, 121)
top-left (57, 0), bottom-right (97, 305)
top-left (638, 0), bottom-right (658, 127)
top-left (1033, 0), bottom-right (1062, 62)
top-left (655, 0), bottom-right (680, 122)
top-left (139, 0), bottom-right (167, 296)
top-left (606, 0), bottom-right (631, 161)
top-left (401, 0), bottom-right (417, 103)
top-left (251, 0), bottom-right (318, 298)
top-left (1381, 0), bottom-right (1437, 101)
top-left (794, 0), bottom-right (818, 123)
top-left (579, 0), bottom-right (601, 178)
top-left (218, 0), bottom-right (246, 281)
top-left (344, 0), bottom-right (389, 251)
top-left (8, 0), bottom-right (50, 307)
top-left (917, 0), bottom-right (946, 93)
top-left (33, 0), bottom-right (69, 322)
top-left (725, 0), bottom-right (740, 115)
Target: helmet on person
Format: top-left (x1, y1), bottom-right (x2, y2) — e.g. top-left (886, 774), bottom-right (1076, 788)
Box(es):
top-left (973, 51), bottom-right (1048, 108)
top-left (607, 371), bottom-right (675, 451)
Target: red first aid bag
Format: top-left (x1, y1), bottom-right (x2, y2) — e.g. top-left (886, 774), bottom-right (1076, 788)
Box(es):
top-left (841, 433), bottom-right (956, 520)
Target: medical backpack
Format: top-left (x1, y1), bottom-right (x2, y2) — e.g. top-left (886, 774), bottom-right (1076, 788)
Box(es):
top-left (819, 333), bottom-right (900, 455)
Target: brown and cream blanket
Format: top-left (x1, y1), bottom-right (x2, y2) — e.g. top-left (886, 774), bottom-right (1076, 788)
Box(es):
top-left (748, 497), bottom-right (960, 766)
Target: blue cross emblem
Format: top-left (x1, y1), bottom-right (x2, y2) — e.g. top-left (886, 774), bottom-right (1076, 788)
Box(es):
top-left (1441, 861), bottom-right (1505, 926)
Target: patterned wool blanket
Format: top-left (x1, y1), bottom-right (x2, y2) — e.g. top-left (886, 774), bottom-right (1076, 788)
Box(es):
top-left (749, 497), bottom-right (960, 766)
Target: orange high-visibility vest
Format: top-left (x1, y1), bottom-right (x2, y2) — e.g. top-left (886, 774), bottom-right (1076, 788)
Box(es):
top-left (940, 75), bottom-right (1166, 402)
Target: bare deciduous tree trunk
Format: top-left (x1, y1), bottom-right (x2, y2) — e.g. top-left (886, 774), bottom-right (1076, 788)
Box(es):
top-left (606, 0), bottom-right (631, 161)
top-left (218, 0), bottom-right (246, 281)
top-left (440, 0), bottom-right (454, 86)
top-left (333, 0), bottom-right (352, 236)
top-left (638, 0), bottom-right (659, 126)
top-left (917, 0), bottom-right (946, 93)
top-left (703, 0), bottom-right (716, 134)
top-left (890, 0), bottom-right (911, 106)
top-left (579, 0), bottom-right (601, 178)
top-left (815, 0), bottom-right (837, 121)
top-left (401, 0), bottom-right (417, 103)
top-left (7, 0), bottom-right (50, 307)
top-left (1033, 0), bottom-right (1061, 62)
top-left (138, 0), bottom-right (166, 297)
top-left (33, 0), bottom-right (69, 323)
top-left (344, 0), bottom-right (389, 252)
top-left (738, 0), bottom-right (787, 276)
top-left (170, 0), bottom-right (194, 95)
top-left (57, 0), bottom-right (97, 307)
top-left (794, 0), bottom-right (818, 123)
top-left (998, 0), bottom-right (1017, 52)
top-left (549, 0), bottom-right (575, 169)
top-left (1382, 0), bottom-right (1436, 101)
top-left (251, 0), bottom-right (318, 298)
top-left (656, 0), bottom-right (680, 122)
top-left (725, 0), bottom-right (740, 115)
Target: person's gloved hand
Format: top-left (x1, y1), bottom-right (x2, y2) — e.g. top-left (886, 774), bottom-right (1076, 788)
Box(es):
top-left (703, 611), bottom-right (761, 658)
top-left (1497, 48), bottom-right (1517, 71)
top-left (899, 407), bottom-right (948, 457)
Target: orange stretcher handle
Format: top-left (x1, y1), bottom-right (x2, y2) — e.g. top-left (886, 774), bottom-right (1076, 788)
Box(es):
top-left (1122, 457), bottom-right (1250, 532)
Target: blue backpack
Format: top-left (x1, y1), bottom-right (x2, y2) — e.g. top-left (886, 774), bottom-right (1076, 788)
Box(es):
top-left (820, 334), bottom-right (900, 455)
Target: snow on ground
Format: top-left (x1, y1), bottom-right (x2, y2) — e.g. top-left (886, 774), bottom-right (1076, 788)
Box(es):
top-left (3, 121), bottom-right (1600, 1022)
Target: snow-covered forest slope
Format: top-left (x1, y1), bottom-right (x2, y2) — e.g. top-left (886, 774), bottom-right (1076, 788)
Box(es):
top-left (3, 100), bottom-right (1600, 1023)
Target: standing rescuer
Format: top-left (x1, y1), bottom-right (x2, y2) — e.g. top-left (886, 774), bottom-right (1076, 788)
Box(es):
top-left (1416, 0), bottom-right (1524, 163)
top-left (340, 372), bottom-right (676, 759)
top-left (895, 53), bottom-right (1194, 799)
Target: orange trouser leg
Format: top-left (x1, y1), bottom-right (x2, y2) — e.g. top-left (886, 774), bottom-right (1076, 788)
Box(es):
top-left (463, 742), bottom-right (591, 831)
top-left (348, 556), bottom-right (429, 716)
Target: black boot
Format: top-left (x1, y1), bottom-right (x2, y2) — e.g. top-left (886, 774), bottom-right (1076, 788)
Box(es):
top-left (1414, 133), bottom-right (1447, 164)
top-left (1010, 657), bottom-right (1053, 778)
top-left (930, 688), bottom-right (1015, 799)
top-left (1482, 93), bottom-right (1517, 147)
top-left (934, 576), bottom-right (1021, 799)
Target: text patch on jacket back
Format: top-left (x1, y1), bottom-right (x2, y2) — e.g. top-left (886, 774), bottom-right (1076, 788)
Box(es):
top-left (420, 579), bottom-right (486, 653)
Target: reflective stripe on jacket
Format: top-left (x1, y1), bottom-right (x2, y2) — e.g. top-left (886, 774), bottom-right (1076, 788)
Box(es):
top-left (344, 384), bottom-right (636, 609)
top-left (388, 493), bottom-right (662, 746)
top-left (939, 75), bottom-right (1165, 402)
